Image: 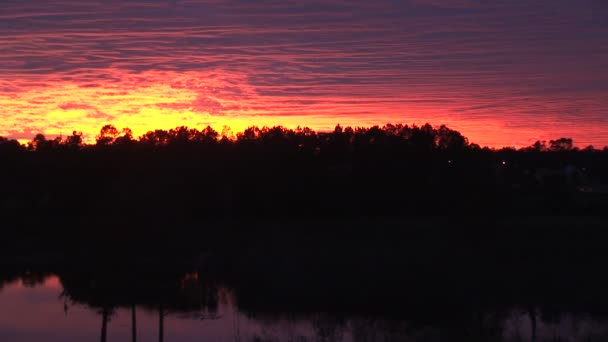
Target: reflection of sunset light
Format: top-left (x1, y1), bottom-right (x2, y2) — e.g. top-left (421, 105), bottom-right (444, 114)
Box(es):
top-left (9, 275), bottom-right (62, 289)
top-left (43, 276), bottom-right (61, 288)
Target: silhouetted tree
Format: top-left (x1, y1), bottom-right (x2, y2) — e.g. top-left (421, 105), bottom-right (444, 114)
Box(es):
top-left (115, 128), bottom-right (134, 145)
top-left (583, 145), bottom-right (595, 152)
top-left (97, 125), bottom-right (120, 146)
top-left (64, 131), bottom-right (84, 148)
top-left (200, 125), bottom-right (219, 144)
top-left (236, 126), bottom-right (261, 141)
top-left (139, 129), bottom-right (171, 146)
top-left (527, 140), bottom-right (548, 152)
top-left (97, 125), bottom-right (132, 146)
top-left (436, 124), bottom-right (468, 150)
top-left (410, 124), bottom-right (436, 151)
top-left (28, 133), bottom-right (47, 151)
top-left (549, 138), bottom-right (573, 151)
top-left (0, 136), bottom-right (22, 153)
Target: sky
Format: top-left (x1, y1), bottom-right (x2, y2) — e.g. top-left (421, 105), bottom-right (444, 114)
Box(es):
top-left (1, 0), bottom-right (607, 147)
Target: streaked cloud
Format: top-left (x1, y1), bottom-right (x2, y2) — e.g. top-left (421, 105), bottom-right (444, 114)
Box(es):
top-left (1, 0), bottom-right (607, 147)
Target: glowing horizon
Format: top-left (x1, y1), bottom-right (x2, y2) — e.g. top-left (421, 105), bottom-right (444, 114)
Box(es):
top-left (2, 0), bottom-right (608, 148)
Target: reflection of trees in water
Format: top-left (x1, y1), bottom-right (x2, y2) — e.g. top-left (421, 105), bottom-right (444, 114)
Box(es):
top-left (347, 310), bottom-right (508, 342)
top-left (99, 306), bottom-right (111, 342)
top-left (312, 314), bottom-right (345, 342)
top-left (131, 304), bottom-right (137, 342)
top-left (57, 268), bottom-right (219, 342)
top-left (5, 267), bottom-right (608, 341)
top-left (59, 270), bottom-right (219, 312)
top-left (502, 309), bottom-right (608, 342)
top-left (235, 307), bottom-right (608, 342)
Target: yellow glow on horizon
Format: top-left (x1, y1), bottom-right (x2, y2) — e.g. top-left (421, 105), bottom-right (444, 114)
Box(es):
top-left (2, 70), bottom-right (606, 148)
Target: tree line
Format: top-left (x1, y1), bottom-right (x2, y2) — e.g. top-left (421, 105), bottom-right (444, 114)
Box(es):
top-left (1, 123), bottom-right (607, 225)
top-left (1, 123), bottom-right (603, 151)
top-left (1, 123), bottom-right (604, 153)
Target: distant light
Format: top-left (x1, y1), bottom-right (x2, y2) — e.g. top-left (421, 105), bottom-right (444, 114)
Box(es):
top-left (447, 160), bottom-right (452, 164)
top-left (502, 161), bottom-right (506, 165)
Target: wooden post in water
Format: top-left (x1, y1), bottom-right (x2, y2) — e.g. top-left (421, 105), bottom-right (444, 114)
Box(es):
top-left (158, 304), bottom-right (164, 342)
top-left (100, 307), bottom-right (109, 342)
top-left (528, 305), bottom-right (537, 342)
top-left (131, 304), bottom-right (137, 342)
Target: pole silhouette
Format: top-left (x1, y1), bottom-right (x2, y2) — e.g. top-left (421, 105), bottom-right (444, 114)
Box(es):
top-left (131, 304), bottom-right (137, 342)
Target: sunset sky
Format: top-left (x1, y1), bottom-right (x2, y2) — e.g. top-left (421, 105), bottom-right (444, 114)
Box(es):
top-left (1, 0), bottom-right (607, 147)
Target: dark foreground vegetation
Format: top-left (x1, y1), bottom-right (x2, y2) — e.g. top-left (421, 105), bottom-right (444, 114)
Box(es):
top-left (1, 123), bottom-right (608, 268)
top-left (1, 123), bottom-right (607, 225)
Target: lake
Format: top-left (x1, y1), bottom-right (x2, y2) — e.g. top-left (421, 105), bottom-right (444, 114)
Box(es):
top-left (2, 271), bottom-right (608, 342)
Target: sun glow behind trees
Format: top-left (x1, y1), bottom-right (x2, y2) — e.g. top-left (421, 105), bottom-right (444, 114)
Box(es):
top-left (2, 76), bottom-right (607, 148)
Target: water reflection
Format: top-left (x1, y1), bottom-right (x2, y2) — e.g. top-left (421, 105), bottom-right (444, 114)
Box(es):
top-left (2, 271), bottom-right (608, 342)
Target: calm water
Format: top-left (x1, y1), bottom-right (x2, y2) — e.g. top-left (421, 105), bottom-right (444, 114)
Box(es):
top-left (2, 274), bottom-right (608, 342)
